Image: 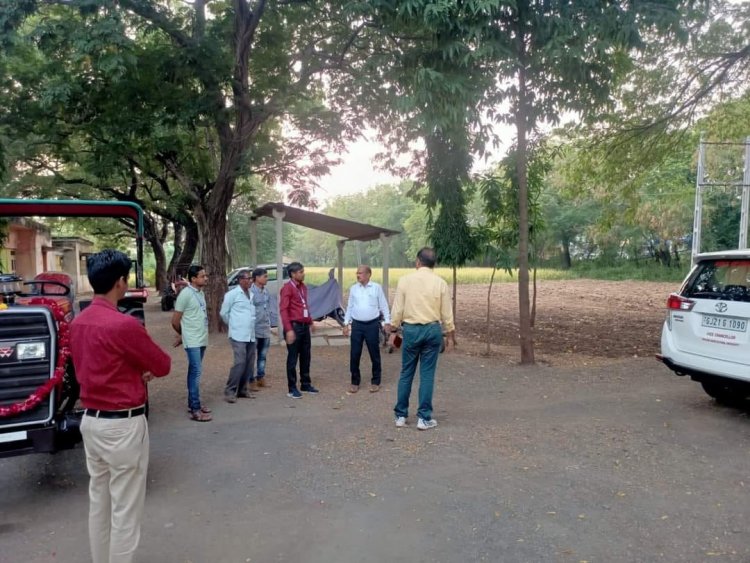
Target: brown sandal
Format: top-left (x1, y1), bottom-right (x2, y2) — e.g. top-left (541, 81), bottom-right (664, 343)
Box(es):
top-left (190, 410), bottom-right (212, 422)
top-left (186, 406), bottom-right (212, 414)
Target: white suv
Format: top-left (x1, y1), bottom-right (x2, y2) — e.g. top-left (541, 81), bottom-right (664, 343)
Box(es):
top-left (659, 250), bottom-right (750, 405)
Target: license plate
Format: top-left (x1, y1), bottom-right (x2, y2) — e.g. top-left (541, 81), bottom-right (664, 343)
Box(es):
top-left (701, 314), bottom-right (748, 332)
top-left (0, 430), bottom-right (28, 444)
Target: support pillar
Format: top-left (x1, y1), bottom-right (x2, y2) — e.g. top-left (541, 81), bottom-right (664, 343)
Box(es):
top-left (692, 137), bottom-right (705, 265)
top-left (380, 233), bottom-right (390, 301)
top-left (337, 240), bottom-right (345, 303)
top-left (250, 217), bottom-right (258, 266)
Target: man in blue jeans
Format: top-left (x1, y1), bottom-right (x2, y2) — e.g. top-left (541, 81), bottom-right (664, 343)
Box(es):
top-left (389, 247), bottom-right (455, 430)
top-left (172, 264), bottom-right (212, 422)
top-left (251, 268), bottom-right (272, 389)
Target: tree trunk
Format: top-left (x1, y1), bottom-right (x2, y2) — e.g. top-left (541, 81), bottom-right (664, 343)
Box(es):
top-left (485, 266), bottom-right (496, 357)
top-left (173, 219), bottom-right (199, 278)
top-left (561, 235), bottom-right (572, 269)
top-left (452, 265), bottom-right (457, 322)
top-left (151, 239), bottom-right (168, 293)
top-left (514, 24), bottom-right (534, 365)
top-left (531, 265), bottom-right (537, 328)
top-left (167, 222), bottom-right (184, 280)
top-left (142, 213), bottom-right (168, 292)
top-left (195, 176), bottom-right (235, 333)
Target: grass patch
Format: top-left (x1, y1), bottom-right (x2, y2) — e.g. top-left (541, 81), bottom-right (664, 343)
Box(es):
top-left (304, 262), bottom-right (688, 287)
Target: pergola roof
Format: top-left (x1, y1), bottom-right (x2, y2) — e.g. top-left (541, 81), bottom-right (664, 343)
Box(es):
top-left (253, 202), bottom-right (399, 242)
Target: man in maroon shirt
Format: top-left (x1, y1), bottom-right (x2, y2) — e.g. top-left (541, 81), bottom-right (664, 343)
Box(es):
top-left (70, 250), bottom-right (171, 563)
top-left (279, 262), bottom-right (319, 398)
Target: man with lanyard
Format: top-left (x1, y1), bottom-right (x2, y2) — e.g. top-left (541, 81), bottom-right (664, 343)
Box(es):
top-left (172, 264), bottom-right (212, 422)
top-left (343, 264), bottom-right (391, 393)
top-left (251, 267), bottom-right (272, 389)
top-left (220, 271), bottom-right (256, 402)
top-left (279, 261), bottom-right (319, 398)
top-left (70, 249), bottom-right (171, 563)
top-left (389, 247), bottom-right (455, 430)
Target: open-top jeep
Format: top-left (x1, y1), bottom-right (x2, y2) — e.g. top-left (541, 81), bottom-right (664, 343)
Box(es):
top-left (0, 199), bottom-right (147, 457)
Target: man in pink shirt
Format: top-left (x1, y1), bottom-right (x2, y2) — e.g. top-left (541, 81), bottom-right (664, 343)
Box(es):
top-left (71, 249), bottom-right (171, 563)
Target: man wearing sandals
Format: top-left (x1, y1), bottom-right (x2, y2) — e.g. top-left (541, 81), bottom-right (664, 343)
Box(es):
top-left (172, 264), bottom-right (212, 422)
top-left (71, 249), bottom-right (171, 563)
top-left (220, 272), bottom-right (256, 403)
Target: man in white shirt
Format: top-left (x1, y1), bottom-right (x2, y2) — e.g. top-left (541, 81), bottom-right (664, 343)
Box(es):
top-left (342, 265), bottom-right (391, 393)
top-left (220, 272), bottom-right (256, 403)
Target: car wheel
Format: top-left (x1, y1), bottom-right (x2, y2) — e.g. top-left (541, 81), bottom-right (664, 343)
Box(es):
top-left (700, 380), bottom-right (750, 406)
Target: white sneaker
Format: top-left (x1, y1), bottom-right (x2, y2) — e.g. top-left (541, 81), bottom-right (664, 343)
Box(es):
top-left (417, 418), bottom-right (438, 431)
top-left (395, 416), bottom-right (406, 428)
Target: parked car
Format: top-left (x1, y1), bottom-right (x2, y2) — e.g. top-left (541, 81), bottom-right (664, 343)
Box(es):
top-left (658, 250), bottom-right (750, 405)
top-left (227, 263), bottom-right (289, 294)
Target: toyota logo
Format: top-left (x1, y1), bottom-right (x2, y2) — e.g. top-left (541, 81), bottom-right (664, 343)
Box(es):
top-left (716, 302), bottom-right (728, 313)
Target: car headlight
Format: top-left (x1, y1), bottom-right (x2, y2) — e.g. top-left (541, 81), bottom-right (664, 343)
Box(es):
top-left (16, 341), bottom-right (46, 360)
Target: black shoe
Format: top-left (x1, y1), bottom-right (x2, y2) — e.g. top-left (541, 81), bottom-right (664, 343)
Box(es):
top-left (301, 385), bottom-right (319, 394)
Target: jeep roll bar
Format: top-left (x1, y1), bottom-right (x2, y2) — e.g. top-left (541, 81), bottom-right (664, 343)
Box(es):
top-left (0, 199), bottom-right (146, 288)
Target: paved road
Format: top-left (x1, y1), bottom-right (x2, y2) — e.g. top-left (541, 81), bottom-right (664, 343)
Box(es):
top-left (1, 346), bottom-right (748, 563)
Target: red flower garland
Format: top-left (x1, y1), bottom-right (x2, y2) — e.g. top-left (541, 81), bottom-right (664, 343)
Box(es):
top-left (0, 298), bottom-right (71, 418)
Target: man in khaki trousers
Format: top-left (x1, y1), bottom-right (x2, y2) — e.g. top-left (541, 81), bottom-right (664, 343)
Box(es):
top-left (71, 250), bottom-right (171, 562)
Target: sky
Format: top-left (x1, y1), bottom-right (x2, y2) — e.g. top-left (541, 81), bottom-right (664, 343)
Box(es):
top-left (312, 134), bottom-right (402, 204)
top-left (311, 125), bottom-right (516, 205)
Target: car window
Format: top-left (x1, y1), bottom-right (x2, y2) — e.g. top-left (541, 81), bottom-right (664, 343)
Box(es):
top-left (686, 259), bottom-right (750, 301)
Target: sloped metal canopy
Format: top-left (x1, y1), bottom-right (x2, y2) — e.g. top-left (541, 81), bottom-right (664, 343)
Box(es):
top-left (253, 202), bottom-right (399, 242)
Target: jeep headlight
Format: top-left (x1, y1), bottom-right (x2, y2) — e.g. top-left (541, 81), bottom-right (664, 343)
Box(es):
top-left (16, 341), bottom-right (46, 360)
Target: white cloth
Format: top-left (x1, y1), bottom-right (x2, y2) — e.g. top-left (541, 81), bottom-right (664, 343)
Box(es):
top-left (81, 414), bottom-right (149, 563)
top-left (344, 281), bottom-right (391, 325)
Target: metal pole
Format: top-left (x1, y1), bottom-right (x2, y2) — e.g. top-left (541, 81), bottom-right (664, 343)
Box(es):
top-left (742, 136), bottom-right (750, 249)
top-left (692, 137), bottom-right (705, 265)
top-left (380, 233), bottom-right (390, 301)
top-left (337, 240), bottom-right (345, 304)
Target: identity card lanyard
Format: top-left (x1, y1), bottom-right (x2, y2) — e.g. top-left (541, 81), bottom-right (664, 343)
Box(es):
top-left (291, 280), bottom-right (308, 318)
top-left (188, 285), bottom-right (209, 326)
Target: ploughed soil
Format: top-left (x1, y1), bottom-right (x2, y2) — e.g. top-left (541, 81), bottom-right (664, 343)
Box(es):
top-left (451, 280), bottom-right (675, 363)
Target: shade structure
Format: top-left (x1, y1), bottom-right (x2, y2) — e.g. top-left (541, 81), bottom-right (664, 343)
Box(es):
top-left (252, 202), bottom-right (399, 242)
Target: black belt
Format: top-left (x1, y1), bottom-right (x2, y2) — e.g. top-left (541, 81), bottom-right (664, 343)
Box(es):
top-left (352, 318), bottom-right (380, 324)
top-left (403, 321), bottom-right (439, 326)
top-left (85, 406), bottom-right (146, 419)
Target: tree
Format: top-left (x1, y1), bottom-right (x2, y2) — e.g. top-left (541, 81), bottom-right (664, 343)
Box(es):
top-left (480, 1), bottom-right (702, 363)
top-left (477, 142), bottom-right (549, 356)
top-left (0, 0), bottom-right (357, 330)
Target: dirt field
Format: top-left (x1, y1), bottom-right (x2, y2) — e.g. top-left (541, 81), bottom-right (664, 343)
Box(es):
top-left (453, 280), bottom-right (675, 362)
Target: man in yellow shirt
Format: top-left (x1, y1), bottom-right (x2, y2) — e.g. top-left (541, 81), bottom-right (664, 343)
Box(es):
top-left (389, 247), bottom-right (455, 430)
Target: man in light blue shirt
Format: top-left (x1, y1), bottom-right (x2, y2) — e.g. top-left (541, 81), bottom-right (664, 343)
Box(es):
top-left (220, 272), bottom-right (256, 403)
top-left (343, 265), bottom-right (391, 393)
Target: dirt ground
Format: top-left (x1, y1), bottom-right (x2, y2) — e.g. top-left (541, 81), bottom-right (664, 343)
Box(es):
top-left (1, 280), bottom-right (748, 563)
top-left (453, 280), bottom-right (676, 362)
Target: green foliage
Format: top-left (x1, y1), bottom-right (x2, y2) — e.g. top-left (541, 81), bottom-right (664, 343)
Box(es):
top-left (477, 142), bottom-right (551, 270)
